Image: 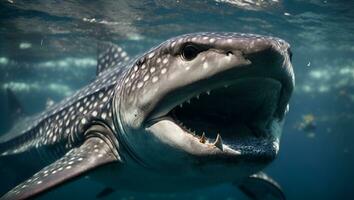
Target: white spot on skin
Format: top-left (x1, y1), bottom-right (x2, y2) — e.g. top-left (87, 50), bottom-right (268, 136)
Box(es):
top-left (92, 111), bottom-right (98, 117)
top-left (143, 75), bottom-right (149, 81)
top-left (137, 82), bottom-right (144, 88)
top-left (150, 67), bottom-right (156, 73)
top-left (37, 181), bottom-right (42, 184)
top-left (81, 118), bottom-right (87, 125)
top-left (148, 52), bottom-right (155, 58)
top-left (152, 76), bottom-right (158, 83)
top-left (130, 73), bottom-right (135, 79)
top-left (157, 58), bottom-right (161, 63)
top-left (203, 36), bottom-right (209, 40)
top-left (99, 92), bottom-right (103, 98)
top-left (209, 38), bottom-right (216, 43)
top-left (141, 64), bottom-right (146, 69)
top-left (101, 113), bottom-right (107, 120)
top-left (227, 39), bottom-right (232, 43)
top-left (163, 58), bottom-right (168, 64)
top-left (203, 62), bottom-right (209, 69)
top-left (171, 41), bottom-right (176, 47)
top-left (161, 68), bottom-right (167, 74)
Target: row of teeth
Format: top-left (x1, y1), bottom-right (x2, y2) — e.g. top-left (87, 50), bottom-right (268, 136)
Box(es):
top-left (200, 132), bottom-right (223, 151)
top-left (177, 84), bottom-right (229, 108)
top-left (175, 86), bottom-right (231, 151)
top-left (179, 122), bottom-right (224, 151)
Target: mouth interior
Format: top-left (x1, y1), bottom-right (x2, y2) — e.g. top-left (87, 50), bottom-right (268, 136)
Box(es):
top-left (168, 78), bottom-right (282, 145)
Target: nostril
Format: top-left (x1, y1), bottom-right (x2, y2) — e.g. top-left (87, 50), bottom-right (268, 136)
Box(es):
top-left (226, 51), bottom-right (233, 56)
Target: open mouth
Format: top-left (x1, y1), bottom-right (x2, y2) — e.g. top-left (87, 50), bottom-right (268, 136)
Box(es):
top-left (167, 78), bottom-right (283, 151)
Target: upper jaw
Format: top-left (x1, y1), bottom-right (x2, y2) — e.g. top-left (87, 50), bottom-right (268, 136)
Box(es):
top-left (145, 38), bottom-right (294, 125)
top-left (145, 58), bottom-right (293, 128)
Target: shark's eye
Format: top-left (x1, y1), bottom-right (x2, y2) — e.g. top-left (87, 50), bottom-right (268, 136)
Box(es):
top-left (181, 44), bottom-right (200, 61)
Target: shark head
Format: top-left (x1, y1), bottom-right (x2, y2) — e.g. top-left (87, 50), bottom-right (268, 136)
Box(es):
top-left (113, 32), bottom-right (294, 182)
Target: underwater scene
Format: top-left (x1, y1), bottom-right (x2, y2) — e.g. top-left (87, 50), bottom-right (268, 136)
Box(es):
top-left (0, 0), bottom-right (353, 199)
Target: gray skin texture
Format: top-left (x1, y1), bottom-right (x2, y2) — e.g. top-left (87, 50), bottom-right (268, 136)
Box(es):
top-left (0, 32), bottom-right (294, 198)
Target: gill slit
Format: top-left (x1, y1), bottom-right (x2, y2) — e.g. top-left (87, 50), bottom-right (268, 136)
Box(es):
top-left (113, 71), bottom-right (151, 169)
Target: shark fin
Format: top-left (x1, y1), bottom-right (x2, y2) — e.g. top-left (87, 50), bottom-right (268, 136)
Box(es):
top-left (96, 187), bottom-right (115, 199)
top-left (6, 88), bottom-right (25, 123)
top-left (236, 172), bottom-right (285, 200)
top-left (96, 42), bottom-right (130, 76)
top-left (0, 137), bottom-right (120, 200)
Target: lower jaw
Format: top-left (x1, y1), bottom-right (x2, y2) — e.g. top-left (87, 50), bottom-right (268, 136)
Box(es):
top-left (228, 135), bottom-right (279, 162)
top-left (195, 135), bottom-right (279, 164)
top-left (182, 119), bottom-right (281, 163)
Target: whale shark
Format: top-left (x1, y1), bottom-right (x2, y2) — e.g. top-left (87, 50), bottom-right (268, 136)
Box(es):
top-left (0, 32), bottom-right (294, 200)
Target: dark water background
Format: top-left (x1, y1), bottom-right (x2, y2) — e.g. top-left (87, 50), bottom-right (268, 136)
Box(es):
top-left (0, 0), bottom-right (353, 199)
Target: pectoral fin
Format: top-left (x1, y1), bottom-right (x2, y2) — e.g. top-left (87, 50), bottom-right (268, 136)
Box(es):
top-left (237, 172), bottom-right (285, 200)
top-left (1, 137), bottom-right (119, 200)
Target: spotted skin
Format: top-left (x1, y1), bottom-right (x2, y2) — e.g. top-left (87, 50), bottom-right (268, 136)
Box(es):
top-left (0, 32), bottom-right (292, 199)
top-left (0, 44), bottom-right (131, 157)
top-left (2, 137), bottom-right (117, 200)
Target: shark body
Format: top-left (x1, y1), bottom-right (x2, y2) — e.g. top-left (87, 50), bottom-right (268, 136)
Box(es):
top-left (0, 32), bottom-right (294, 200)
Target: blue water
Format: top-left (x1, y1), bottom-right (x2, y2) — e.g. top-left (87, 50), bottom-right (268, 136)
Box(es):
top-left (0, 0), bottom-right (353, 199)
